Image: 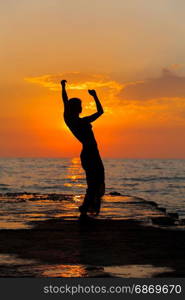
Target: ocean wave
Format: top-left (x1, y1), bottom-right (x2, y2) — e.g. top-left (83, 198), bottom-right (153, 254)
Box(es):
top-left (121, 176), bottom-right (185, 182)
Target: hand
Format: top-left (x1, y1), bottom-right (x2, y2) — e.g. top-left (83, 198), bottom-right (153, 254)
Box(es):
top-left (61, 80), bottom-right (67, 87)
top-left (88, 89), bottom-right (97, 97)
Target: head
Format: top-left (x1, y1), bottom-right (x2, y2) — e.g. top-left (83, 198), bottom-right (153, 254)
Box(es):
top-left (68, 98), bottom-right (82, 115)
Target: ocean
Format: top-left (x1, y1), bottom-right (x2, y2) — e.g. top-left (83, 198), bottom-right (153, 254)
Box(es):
top-left (0, 158), bottom-right (185, 223)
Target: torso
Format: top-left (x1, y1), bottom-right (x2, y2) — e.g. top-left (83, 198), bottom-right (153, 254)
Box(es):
top-left (64, 113), bottom-right (97, 149)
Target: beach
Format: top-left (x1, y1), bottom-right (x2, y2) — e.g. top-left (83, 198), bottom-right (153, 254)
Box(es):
top-left (0, 193), bottom-right (185, 278)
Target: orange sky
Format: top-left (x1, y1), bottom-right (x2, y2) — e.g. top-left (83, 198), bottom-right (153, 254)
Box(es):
top-left (1, 0), bottom-right (185, 158)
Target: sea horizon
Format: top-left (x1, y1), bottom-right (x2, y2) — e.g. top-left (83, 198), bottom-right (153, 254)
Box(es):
top-left (1, 156), bottom-right (185, 159)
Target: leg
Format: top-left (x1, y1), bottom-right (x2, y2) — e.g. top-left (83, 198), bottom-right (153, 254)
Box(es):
top-left (79, 149), bottom-right (105, 216)
top-left (80, 164), bottom-right (105, 215)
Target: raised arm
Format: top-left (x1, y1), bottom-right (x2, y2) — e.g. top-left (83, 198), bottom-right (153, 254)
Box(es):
top-left (82, 90), bottom-right (104, 123)
top-left (61, 80), bottom-right (68, 110)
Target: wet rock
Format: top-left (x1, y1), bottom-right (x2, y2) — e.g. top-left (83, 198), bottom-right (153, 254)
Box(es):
top-left (151, 217), bottom-right (176, 226)
top-left (158, 207), bottom-right (166, 213)
top-left (109, 192), bottom-right (122, 196)
top-left (146, 201), bottom-right (158, 207)
top-left (167, 213), bottom-right (179, 219)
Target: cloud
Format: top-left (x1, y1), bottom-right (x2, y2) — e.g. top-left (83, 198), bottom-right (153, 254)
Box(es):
top-left (119, 69), bottom-right (185, 100)
top-left (25, 72), bottom-right (122, 92)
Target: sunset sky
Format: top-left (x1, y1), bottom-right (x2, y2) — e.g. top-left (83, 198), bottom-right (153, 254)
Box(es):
top-left (1, 0), bottom-right (185, 158)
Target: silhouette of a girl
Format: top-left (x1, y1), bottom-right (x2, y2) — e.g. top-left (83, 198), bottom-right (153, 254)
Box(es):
top-left (61, 80), bottom-right (105, 216)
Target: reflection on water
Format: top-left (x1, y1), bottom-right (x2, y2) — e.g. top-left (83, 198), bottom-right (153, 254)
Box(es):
top-left (0, 254), bottom-right (36, 266)
top-left (0, 254), bottom-right (174, 277)
top-left (0, 194), bottom-right (81, 230)
top-left (42, 264), bottom-right (173, 278)
top-left (42, 264), bottom-right (87, 277)
top-left (104, 265), bottom-right (173, 278)
top-left (0, 193), bottom-right (166, 230)
top-left (0, 254), bottom-right (104, 277)
top-left (64, 157), bottom-right (85, 189)
top-left (41, 265), bottom-right (108, 277)
top-left (0, 221), bottom-right (30, 230)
